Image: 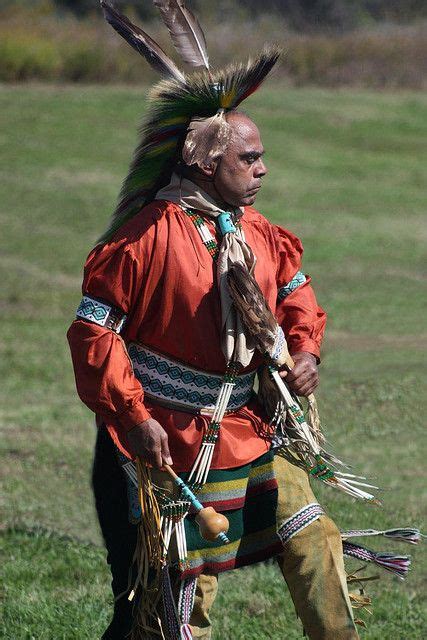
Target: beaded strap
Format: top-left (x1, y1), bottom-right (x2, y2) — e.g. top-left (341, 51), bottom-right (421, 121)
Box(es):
top-left (186, 210), bottom-right (219, 260)
top-left (185, 209), bottom-right (243, 262)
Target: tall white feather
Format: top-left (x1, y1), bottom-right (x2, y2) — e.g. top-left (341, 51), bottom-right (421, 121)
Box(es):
top-left (153, 0), bottom-right (209, 70)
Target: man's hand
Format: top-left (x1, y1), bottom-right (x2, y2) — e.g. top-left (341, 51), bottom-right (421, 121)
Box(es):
top-left (280, 351), bottom-right (319, 397)
top-left (127, 419), bottom-right (173, 468)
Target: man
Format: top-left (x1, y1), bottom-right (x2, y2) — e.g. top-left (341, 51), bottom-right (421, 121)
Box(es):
top-left (68, 105), bottom-right (358, 639)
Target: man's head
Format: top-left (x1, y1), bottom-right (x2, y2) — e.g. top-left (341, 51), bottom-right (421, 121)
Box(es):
top-left (183, 111), bottom-right (267, 208)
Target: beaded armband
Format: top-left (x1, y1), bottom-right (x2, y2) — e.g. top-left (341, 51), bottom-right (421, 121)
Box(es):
top-left (277, 271), bottom-right (306, 301)
top-left (76, 295), bottom-right (127, 334)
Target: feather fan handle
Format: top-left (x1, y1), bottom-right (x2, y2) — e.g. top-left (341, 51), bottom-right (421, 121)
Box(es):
top-left (153, 0), bottom-right (209, 70)
top-left (227, 263), bottom-right (294, 367)
top-left (227, 262), bottom-right (278, 355)
top-left (100, 1), bottom-right (185, 82)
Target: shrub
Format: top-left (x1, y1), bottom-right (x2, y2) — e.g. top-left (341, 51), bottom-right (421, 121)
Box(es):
top-left (0, 32), bottom-right (60, 81)
top-left (0, 8), bottom-right (425, 88)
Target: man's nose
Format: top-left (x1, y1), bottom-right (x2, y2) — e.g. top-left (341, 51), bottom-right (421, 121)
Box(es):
top-left (255, 159), bottom-right (267, 177)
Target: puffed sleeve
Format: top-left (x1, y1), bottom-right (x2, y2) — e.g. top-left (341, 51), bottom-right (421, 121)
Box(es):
top-left (67, 238), bottom-right (151, 431)
top-left (273, 225), bottom-right (326, 360)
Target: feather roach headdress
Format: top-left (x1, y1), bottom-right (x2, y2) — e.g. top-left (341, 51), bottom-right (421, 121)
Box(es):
top-left (99, 1), bottom-right (281, 243)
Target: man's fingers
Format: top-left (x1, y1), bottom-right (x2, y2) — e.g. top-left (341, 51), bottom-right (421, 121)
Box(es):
top-left (283, 352), bottom-right (319, 397)
top-left (287, 362), bottom-right (317, 382)
top-left (153, 446), bottom-right (163, 469)
top-left (160, 431), bottom-right (173, 466)
top-left (287, 362), bottom-right (314, 381)
top-left (298, 380), bottom-right (318, 397)
top-left (288, 372), bottom-right (319, 396)
top-left (287, 371), bottom-right (314, 391)
top-left (127, 419), bottom-right (174, 468)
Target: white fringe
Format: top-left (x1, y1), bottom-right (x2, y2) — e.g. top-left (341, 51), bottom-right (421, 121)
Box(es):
top-left (187, 380), bottom-right (235, 487)
top-left (270, 370), bottom-right (320, 453)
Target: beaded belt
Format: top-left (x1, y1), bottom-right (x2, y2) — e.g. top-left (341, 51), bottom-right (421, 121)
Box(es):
top-left (128, 342), bottom-right (255, 415)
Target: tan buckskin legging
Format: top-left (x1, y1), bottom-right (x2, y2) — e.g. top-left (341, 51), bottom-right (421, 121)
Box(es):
top-left (188, 455), bottom-right (359, 640)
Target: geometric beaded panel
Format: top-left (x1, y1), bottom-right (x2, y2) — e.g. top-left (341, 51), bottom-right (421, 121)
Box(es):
top-left (277, 271), bottom-right (307, 301)
top-left (76, 295), bottom-right (126, 333)
top-left (128, 342), bottom-right (255, 412)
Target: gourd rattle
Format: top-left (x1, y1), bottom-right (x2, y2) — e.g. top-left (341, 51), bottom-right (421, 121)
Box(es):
top-left (164, 464), bottom-right (230, 544)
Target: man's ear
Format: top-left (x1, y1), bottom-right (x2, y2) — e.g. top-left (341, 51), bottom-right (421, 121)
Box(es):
top-left (199, 159), bottom-right (218, 177)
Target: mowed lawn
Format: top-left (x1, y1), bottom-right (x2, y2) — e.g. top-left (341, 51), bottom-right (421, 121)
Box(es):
top-left (0, 84), bottom-right (426, 639)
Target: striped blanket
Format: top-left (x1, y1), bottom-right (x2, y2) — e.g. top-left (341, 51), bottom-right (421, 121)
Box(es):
top-left (179, 450), bottom-right (283, 578)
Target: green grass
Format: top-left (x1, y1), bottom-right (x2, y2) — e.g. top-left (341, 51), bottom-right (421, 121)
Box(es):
top-left (0, 84), bottom-right (426, 639)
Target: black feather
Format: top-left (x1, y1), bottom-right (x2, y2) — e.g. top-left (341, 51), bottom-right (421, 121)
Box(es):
top-left (100, 1), bottom-right (185, 82)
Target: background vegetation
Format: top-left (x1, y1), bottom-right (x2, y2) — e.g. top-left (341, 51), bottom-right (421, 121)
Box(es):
top-left (2, 0), bottom-right (427, 27)
top-left (0, 84), bottom-right (426, 638)
top-left (0, 0), bottom-right (426, 87)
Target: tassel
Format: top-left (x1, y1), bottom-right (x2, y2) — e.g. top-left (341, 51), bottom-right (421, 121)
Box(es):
top-left (306, 394), bottom-right (325, 445)
top-left (270, 368), bottom-right (380, 503)
top-left (129, 460), bottom-right (165, 639)
top-left (346, 567), bottom-right (377, 625)
top-left (341, 527), bottom-right (423, 545)
top-left (343, 541), bottom-right (411, 579)
top-left (187, 367), bottom-right (238, 491)
top-left (354, 619), bottom-right (368, 628)
top-left (349, 591), bottom-right (373, 611)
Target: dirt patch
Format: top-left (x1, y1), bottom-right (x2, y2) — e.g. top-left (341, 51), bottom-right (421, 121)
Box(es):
top-left (325, 330), bottom-right (426, 351)
top-left (45, 168), bottom-right (118, 188)
top-left (0, 255), bottom-right (80, 288)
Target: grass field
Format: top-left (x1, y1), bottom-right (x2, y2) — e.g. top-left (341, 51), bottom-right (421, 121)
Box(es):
top-left (0, 84), bottom-right (426, 639)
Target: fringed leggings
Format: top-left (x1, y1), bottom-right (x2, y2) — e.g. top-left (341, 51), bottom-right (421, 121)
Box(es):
top-left (92, 427), bottom-right (358, 640)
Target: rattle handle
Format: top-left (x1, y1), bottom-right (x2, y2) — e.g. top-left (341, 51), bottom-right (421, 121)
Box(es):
top-left (163, 464), bottom-right (203, 512)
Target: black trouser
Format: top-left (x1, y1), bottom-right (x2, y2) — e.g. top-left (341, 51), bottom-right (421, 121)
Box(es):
top-left (92, 427), bottom-right (137, 640)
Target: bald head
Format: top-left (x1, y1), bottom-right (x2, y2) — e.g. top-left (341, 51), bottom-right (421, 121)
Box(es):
top-left (212, 110), bottom-right (267, 207)
top-left (225, 111), bottom-right (260, 142)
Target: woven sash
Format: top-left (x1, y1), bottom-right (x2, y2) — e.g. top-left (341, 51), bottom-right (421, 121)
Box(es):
top-left (128, 342), bottom-right (255, 415)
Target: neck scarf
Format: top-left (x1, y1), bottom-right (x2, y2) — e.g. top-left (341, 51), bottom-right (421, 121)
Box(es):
top-left (156, 173), bottom-right (256, 368)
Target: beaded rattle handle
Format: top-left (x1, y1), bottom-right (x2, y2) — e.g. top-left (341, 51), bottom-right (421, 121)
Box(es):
top-left (163, 465), bottom-right (230, 544)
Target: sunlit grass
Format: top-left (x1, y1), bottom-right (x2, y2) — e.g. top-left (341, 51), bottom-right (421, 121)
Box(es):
top-left (0, 84), bottom-right (426, 639)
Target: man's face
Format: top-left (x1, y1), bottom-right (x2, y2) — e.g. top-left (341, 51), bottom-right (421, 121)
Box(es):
top-left (213, 113), bottom-right (267, 208)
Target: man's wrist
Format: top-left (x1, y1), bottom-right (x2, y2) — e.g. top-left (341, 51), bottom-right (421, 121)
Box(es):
top-left (289, 341), bottom-right (321, 363)
top-left (292, 351), bottom-right (317, 363)
top-left (119, 402), bottom-right (151, 432)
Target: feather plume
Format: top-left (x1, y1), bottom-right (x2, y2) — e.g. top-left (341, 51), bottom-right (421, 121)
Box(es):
top-left (100, 1), bottom-right (185, 82)
top-left (153, 0), bottom-right (209, 70)
top-left (218, 46), bottom-right (282, 110)
top-left (182, 110), bottom-right (230, 167)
